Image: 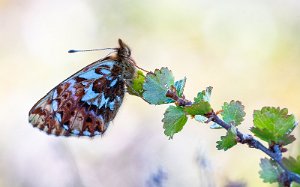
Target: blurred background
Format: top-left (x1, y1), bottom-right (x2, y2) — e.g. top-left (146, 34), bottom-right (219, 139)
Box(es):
top-left (1, 0), bottom-right (300, 186)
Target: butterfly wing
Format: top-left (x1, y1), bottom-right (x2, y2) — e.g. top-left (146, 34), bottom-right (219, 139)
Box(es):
top-left (29, 59), bottom-right (125, 137)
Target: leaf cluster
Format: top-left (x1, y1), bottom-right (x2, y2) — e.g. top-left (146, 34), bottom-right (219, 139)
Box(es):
top-left (128, 67), bottom-right (299, 186)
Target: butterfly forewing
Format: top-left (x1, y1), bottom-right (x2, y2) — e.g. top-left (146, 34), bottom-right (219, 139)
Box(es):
top-left (29, 39), bottom-right (136, 137)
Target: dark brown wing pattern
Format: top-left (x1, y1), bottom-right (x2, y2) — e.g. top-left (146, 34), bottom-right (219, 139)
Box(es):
top-left (29, 59), bottom-right (126, 137)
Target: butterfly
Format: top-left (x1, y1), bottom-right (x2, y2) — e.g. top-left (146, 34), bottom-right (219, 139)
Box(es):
top-left (29, 39), bottom-right (143, 137)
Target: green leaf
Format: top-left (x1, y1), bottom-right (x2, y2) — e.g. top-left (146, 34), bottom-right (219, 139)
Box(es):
top-left (259, 158), bottom-right (282, 183)
top-left (283, 156), bottom-right (300, 174)
top-left (163, 106), bottom-right (188, 138)
top-left (127, 70), bottom-right (145, 97)
top-left (221, 100), bottom-right (245, 126)
top-left (210, 123), bottom-right (222, 129)
top-left (194, 115), bottom-right (222, 128)
top-left (292, 182), bottom-right (300, 187)
top-left (174, 77), bottom-right (186, 97)
top-left (184, 101), bottom-right (212, 116)
top-left (250, 107), bottom-right (297, 145)
top-left (194, 86), bottom-right (213, 103)
top-left (194, 115), bottom-right (208, 123)
top-left (251, 127), bottom-right (296, 146)
top-left (186, 87), bottom-right (213, 116)
top-left (216, 127), bottom-right (238, 151)
top-left (143, 67), bottom-right (175, 105)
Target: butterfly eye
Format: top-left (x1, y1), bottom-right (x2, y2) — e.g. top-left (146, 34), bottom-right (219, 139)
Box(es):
top-left (118, 47), bottom-right (131, 58)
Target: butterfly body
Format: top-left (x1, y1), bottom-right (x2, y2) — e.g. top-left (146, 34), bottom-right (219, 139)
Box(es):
top-left (29, 39), bottom-right (136, 137)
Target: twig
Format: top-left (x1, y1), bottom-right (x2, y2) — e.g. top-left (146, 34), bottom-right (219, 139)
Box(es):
top-left (165, 88), bottom-right (300, 186)
top-left (166, 86), bottom-right (192, 106)
top-left (211, 113), bottom-right (300, 185)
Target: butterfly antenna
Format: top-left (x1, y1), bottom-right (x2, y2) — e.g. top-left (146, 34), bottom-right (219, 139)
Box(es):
top-left (68, 48), bottom-right (117, 53)
top-left (129, 58), bottom-right (149, 73)
top-left (135, 64), bottom-right (150, 73)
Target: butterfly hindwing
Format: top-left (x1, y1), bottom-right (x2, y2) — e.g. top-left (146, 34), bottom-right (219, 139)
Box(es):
top-left (29, 59), bottom-right (126, 137)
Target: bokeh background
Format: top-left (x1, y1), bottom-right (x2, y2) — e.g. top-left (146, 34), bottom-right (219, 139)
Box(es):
top-left (1, 0), bottom-right (300, 186)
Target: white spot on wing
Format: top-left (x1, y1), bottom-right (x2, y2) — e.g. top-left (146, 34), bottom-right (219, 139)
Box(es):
top-left (109, 78), bottom-right (118, 87)
top-left (100, 61), bottom-right (115, 68)
top-left (53, 89), bottom-right (58, 99)
top-left (116, 96), bottom-right (121, 102)
top-left (100, 69), bottom-right (111, 75)
top-left (52, 100), bottom-right (58, 111)
top-left (91, 99), bottom-right (99, 106)
top-left (63, 124), bottom-right (69, 130)
top-left (106, 76), bottom-right (113, 80)
top-left (79, 70), bottom-right (103, 79)
top-left (83, 130), bottom-right (91, 136)
top-left (72, 129), bottom-right (80, 135)
top-left (99, 93), bottom-right (110, 108)
top-left (67, 79), bottom-right (76, 86)
top-left (81, 84), bottom-right (99, 102)
top-left (55, 112), bottom-right (62, 122)
top-left (108, 101), bottom-right (115, 110)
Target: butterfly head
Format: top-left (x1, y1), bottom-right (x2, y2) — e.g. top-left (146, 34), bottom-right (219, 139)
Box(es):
top-left (117, 39), bottom-right (131, 58)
